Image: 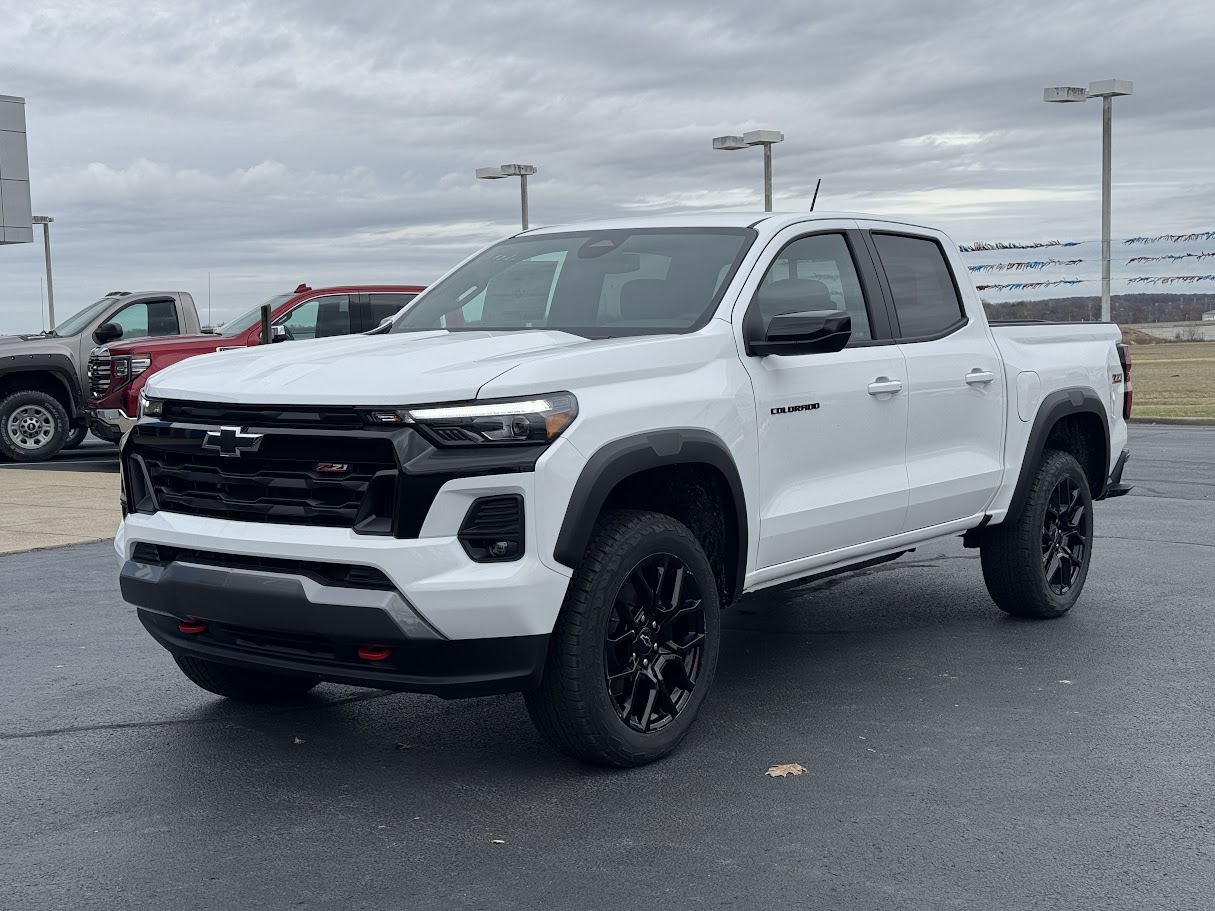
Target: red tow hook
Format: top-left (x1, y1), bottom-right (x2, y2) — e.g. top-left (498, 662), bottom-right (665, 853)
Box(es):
top-left (178, 619), bottom-right (208, 634)
top-left (357, 645), bottom-right (392, 662)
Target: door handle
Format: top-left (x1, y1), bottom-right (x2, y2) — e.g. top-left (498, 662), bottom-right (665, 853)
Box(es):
top-left (867, 378), bottom-right (903, 396)
top-left (965, 369), bottom-right (996, 385)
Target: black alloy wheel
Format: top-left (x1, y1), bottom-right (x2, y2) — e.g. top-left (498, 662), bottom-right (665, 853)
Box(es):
top-left (1042, 475), bottom-right (1089, 596)
top-left (604, 553), bottom-right (707, 734)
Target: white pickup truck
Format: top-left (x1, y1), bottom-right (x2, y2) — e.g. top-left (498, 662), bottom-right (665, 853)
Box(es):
top-left (115, 213), bottom-right (1132, 766)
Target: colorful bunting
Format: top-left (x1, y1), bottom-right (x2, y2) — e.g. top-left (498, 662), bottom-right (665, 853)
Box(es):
top-left (959, 240), bottom-right (1081, 253)
top-left (1124, 231), bottom-right (1215, 245)
top-left (974, 280), bottom-right (1086, 291)
top-left (1126, 275), bottom-right (1215, 285)
top-left (1126, 252), bottom-right (1215, 264)
top-left (968, 259), bottom-right (1084, 273)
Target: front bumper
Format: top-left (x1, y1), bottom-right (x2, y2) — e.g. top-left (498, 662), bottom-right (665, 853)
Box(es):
top-left (88, 407), bottom-right (136, 443)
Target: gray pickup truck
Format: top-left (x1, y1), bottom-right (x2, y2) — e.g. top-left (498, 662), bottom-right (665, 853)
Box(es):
top-left (0, 290), bottom-right (201, 462)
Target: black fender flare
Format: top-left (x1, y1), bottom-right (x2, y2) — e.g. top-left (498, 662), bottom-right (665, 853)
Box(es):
top-left (1007, 386), bottom-right (1110, 519)
top-left (553, 429), bottom-right (748, 602)
top-left (0, 353), bottom-right (84, 417)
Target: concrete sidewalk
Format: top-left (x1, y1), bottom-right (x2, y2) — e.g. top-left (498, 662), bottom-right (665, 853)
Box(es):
top-left (0, 469), bottom-right (120, 554)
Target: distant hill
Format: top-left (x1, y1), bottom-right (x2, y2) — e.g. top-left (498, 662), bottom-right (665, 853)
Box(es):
top-left (981, 292), bottom-right (1215, 323)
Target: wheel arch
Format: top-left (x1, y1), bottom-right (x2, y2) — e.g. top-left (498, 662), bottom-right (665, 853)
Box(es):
top-left (553, 429), bottom-right (748, 605)
top-left (1008, 387), bottom-right (1109, 519)
top-left (0, 357), bottom-right (83, 418)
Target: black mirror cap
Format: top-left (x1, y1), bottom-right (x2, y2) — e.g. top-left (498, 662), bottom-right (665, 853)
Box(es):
top-left (748, 310), bottom-right (851, 357)
top-left (93, 322), bottom-right (123, 345)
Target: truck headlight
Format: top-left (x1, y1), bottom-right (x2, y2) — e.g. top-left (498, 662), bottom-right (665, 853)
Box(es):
top-left (368, 393), bottom-right (578, 446)
top-left (138, 391), bottom-right (164, 419)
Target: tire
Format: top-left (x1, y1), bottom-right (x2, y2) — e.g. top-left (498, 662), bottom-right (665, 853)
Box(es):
top-left (981, 449), bottom-right (1094, 618)
top-left (525, 509), bottom-right (721, 767)
top-left (62, 424), bottom-right (89, 450)
top-left (0, 390), bottom-right (70, 463)
top-left (173, 655), bottom-right (319, 702)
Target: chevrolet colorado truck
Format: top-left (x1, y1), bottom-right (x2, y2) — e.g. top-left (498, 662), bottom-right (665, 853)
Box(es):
top-left (87, 284), bottom-right (424, 443)
top-left (114, 213), bottom-right (1132, 766)
top-left (0, 290), bottom-right (201, 461)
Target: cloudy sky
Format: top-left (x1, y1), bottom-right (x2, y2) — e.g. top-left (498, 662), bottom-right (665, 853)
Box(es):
top-left (2, 0), bottom-right (1213, 332)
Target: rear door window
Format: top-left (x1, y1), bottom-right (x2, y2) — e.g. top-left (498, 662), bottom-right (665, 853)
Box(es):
top-left (871, 233), bottom-right (966, 339)
top-left (366, 293), bottom-right (418, 330)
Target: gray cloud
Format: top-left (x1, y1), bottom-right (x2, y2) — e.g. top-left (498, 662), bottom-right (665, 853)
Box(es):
top-left (2, 0), bottom-right (1213, 331)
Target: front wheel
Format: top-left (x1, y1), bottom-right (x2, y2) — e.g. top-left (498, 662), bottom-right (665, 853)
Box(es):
top-left (0, 390), bottom-right (70, 462)
top-left (980, 449), bottom-right (1094, 618)
top-left (525, 510), bottom-right (721, 767)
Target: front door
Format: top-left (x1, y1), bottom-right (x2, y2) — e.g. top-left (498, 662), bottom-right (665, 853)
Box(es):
top-left (740, 228), bottom-right (910, 569)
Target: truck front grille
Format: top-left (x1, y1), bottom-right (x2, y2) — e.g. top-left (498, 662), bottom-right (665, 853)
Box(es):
top-left (88, 354), bottom-right (111, 397)
top-left (128, 430), bottom-right (398, 530)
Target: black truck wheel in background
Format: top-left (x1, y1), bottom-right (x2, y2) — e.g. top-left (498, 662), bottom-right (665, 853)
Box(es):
top-left (525, 509), bottom-right (721, 766)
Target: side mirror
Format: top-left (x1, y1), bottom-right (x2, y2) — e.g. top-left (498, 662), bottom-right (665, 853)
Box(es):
top-left (270, 325), bottom-right (288, 343)
top-left (748, 310), bottom-right (851, 357)
top-left (93, 322), bottom-right (123, 344)
top-left (378, 316), bottom-right (393, 327)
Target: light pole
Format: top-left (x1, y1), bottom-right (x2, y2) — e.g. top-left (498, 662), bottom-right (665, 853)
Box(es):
top-left (476, 163), bottom-right (537, 230)
top-left (1044, 79), bottom-right (1133, 322)
top-left (712, 130), bottom-right (784, 211)
top-left (31, 215), bottom-right (55, 329)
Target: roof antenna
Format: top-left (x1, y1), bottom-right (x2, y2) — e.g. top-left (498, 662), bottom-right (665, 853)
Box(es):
top-left (810, 179), bottom-right (821, 211)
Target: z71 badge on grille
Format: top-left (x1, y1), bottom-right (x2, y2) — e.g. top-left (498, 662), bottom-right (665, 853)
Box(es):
top-left (201, 426), bottom-right (264, 458)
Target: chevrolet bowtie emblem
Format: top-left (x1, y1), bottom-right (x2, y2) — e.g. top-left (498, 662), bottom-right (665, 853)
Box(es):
top-left (201, 426), bottom-right (264, 458)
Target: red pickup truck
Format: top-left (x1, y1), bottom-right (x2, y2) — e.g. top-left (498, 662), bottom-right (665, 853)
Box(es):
top-left (87, 284), bottom-right (423, 442)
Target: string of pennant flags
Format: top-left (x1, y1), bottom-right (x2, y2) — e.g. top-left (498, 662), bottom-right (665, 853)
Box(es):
top-left (960, 230), bottom-right (1215, 292)
top-left (968, 259), bottom-right (1082, 273)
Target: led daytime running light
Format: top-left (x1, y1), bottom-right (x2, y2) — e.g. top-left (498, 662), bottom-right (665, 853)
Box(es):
top-left (407, 398), bottom-right (556, 422)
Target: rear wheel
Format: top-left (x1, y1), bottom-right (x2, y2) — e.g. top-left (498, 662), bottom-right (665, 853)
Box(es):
top-left (174, 655), bottom-right (319, 702)
top-left (62, 424), bottom-right (89, 450)
top-left (980, 449), bottom-right (1094, 618)
top-left (525, 510), bottom-right (720, 766)
top-left (0, 390), bottom-right (70, 462)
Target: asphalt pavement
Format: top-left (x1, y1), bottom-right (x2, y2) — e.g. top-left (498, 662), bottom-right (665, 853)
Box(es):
top-left (1, 425), bottom-right (1213, 910)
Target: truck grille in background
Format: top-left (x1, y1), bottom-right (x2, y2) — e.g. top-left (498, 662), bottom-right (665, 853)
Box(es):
top-left (133, 441), bottom-right (397, 529)
top-left (88, 353), bottom-right (111, 397)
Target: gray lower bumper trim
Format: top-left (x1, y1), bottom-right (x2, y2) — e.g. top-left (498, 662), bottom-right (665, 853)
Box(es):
top-left (121, 560), bottom-right (445, 641)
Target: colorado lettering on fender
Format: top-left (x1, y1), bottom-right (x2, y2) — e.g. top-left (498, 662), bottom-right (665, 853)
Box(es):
top-left (771, 403), bottom-right (820, 415)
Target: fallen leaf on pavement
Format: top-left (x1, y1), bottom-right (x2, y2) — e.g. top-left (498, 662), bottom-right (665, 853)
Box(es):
top-left (766, 763), bottom-right (806, 778)
top-left (293, 736), bottom-right (305, 744)
top-left (492, 839), bottom-right (505, 844)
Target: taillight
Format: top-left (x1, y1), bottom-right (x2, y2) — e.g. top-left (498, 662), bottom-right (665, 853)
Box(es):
top-left (1117, 342), bottom-right (1133, 419)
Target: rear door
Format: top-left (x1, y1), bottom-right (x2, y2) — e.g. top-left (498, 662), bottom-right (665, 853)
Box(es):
top-left (739, 224), bottom-right (910, 567)
top-left (863, 228), bottom-right (1006, 530)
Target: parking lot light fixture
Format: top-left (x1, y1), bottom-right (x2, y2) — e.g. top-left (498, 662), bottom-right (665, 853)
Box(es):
top-left (712, 129), bottom-right (784, 211)
top-left (1044, 79), bottom-right (1134, 322)
top-left (31, 216), bottom-right (55, 329)
top-left (477, 163), bottom-right (538, 231)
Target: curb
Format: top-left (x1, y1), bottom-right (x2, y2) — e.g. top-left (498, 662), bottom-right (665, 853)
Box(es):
top-left (1128, 417), bottom-right (1215, 426)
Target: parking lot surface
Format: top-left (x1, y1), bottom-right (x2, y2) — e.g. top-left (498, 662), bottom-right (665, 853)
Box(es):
top-left (1, 425), bottom-right (1212, 910)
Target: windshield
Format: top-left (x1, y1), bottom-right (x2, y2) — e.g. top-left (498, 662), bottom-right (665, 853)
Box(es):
top-left (391, 228), bottom-right (755, 338)
top-left (217, 294), bottom-right (295, 337)
top-left (50, 297), bottom-right (118, 337)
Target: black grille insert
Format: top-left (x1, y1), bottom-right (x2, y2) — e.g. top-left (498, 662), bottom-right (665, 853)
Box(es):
top-left (161, 400), bottom-right (369, 429)
top-left (132, 434), bottom-right (397, 529)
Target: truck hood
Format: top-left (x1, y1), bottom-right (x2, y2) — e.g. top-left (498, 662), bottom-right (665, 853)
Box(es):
top-left (102, 333), bottom-right (231, 357)
top-left (145, 330), bottom-right (593, 405)
top-left (0, 332), bottom-right (75, 357)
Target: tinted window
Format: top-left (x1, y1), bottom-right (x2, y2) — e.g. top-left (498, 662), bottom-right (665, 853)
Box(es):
top-left (217, 294), bottom-right (294, 337)
top-left (367, 293), bottom-right (418, 328)
top-left (110, 299), bottom-right (180, 341)
top-left (752, 233), bottom-right (872, 342)
top-left (275, 295), bottom-right (351, 340)
top-left (392, 229), bottom-right (755, 338)
top-left (872, 234), bottom-right (965, 338)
